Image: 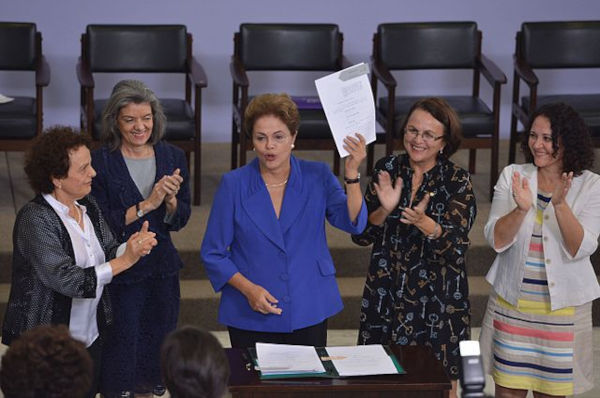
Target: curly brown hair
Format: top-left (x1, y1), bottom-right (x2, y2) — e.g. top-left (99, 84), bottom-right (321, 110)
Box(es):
top-left (24, 126), bottom-right (91, 194)
top-left (521, 102), bottom-right (594, 176)
top-left (399, 97), bottom-right (462, 159)
top-left (244, 93), bottom-right (300, 138)
top-left (0, 325), bottom-right (92, 398)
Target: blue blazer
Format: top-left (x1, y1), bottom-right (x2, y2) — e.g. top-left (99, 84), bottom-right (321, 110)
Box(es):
top-left (201, 156), bottom-right (367, 333)
top-left (91, 141), bottom-right (191, 284)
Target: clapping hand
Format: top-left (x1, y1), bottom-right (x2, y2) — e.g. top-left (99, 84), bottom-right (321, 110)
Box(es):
top-left (147, 168), bottom-right (183, 210)
top-left (551, 171), bottom-right (573, 207)
top-left (400, 192), bottom-right (431, 225)
top-left (125, 221), bottom-right (157, 261)
top-left (374, 171), bottom-right (403, 214)
top-left (512, 171), bottom-right (532, 212)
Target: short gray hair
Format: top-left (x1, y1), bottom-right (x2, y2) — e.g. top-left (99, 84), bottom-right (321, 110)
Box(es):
top-left (101, 79), bottom-right (167, 151)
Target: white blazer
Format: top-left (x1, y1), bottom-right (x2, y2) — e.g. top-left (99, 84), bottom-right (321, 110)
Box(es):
top-left (484, 163), bottom-right (600, 310)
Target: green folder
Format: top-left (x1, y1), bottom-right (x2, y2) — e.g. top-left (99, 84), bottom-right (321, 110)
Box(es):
top-left (248, 345), bottom-right (406, 380)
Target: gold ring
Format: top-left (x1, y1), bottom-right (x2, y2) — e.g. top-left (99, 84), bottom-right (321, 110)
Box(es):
top-left (138, 239), bottom-right (143, 245)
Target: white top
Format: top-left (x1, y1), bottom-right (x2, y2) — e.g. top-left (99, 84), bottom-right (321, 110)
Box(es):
top-left (43, 194), bottom-right (113, 347)
top-left (483, 163), bottom-right (600, 310)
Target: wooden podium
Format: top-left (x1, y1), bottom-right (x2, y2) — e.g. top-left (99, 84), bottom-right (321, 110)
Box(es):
top-left (227, 344), bottom-right (451, 398)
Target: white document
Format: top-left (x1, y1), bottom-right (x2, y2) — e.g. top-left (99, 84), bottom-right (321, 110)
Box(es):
top-left (325, 344), bottom-right (399, 377)
top-left (256, 343), bottom-right (326, 376)
top-left (315, 62), bottom-right (376, 157)
top-left (0, 93), bottom-right (15, 104)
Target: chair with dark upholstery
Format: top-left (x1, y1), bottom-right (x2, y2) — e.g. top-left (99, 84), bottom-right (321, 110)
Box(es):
top-left (509, 21), bottom-right (600, 164)
top-left (0, 22), bottom-right (50, 152)
top-left (230, 23), bottom-right (351, 173)
top-left (370, 22), bottom-right (506, 200)
top-left (77, 24), bottom-right (207, 205)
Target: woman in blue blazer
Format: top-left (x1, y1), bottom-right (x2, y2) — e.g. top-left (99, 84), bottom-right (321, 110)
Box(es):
top-left (91, 80), bottom-right (191, 397)
top-left (201, 93), bottom-right (367, 347)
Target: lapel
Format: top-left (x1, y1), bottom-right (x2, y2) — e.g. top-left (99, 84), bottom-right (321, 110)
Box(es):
top-left (278, 156), bottom-right (309, 234)
top-left (241, 159), bottom-right (286, 252)
top-left (109, 143), bottom-right (163, 202)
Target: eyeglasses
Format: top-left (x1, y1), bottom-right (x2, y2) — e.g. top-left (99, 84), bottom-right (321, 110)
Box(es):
top-left (404, 127), bottom-right (444, 143)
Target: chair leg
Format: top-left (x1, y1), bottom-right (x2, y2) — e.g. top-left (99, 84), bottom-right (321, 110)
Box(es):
top-left (231, 119), bottom-right (238, 170)
top-left (468, 149), bottom-right (476, 174)
top-left (508, 113), bottom-right (519, 164)
top-left (366, 143), bottom-right (375, 176)
top-left (333, 151), bottom-right (340, 176)
top-left (193, 144), bottom-right (201, 207)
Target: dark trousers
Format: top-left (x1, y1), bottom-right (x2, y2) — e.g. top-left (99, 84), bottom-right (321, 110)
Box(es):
top-left (228, 319), bottom-right (328, 348)
top-left (87, 336), bottom-right (102, 398)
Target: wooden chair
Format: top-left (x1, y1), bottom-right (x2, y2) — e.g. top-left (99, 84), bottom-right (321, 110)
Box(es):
top-left (370, 22), bottom-right (506, 200)
top-left (0, 22), bottom-right (50, 152)
top-left (76, 24), bottom-right (207, 205)
top-left (509, 21), bottom-right (600, 164)
top-left (230, 23), bottom-right (352, 174)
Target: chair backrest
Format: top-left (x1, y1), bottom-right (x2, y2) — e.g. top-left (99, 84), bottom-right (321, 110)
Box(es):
top-left (236, 23), bottom-right (342, 71)
top-left (84, 24), bottom-right (188, 72)
top-left (0, 22), bottom-right (38, 70)
top-left (376, 22), bottom-right (479, 70)
top-left (519, 21), bottom-right (600, 68)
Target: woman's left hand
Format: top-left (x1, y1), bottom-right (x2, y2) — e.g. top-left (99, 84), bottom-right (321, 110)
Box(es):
top-left (400, 193), bottom-right (431, 225)
top-left (552, 171), bottom-right (573, 207)
top-left (343, 133), bottom-right (367, 177)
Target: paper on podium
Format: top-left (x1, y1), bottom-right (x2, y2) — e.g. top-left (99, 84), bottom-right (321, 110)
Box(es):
top-left (325, 344), bottom-right (400, 377)
top-left (315, 62), bottom-right (376, 157)
top-left (256, 343), bottom-right (326, 376)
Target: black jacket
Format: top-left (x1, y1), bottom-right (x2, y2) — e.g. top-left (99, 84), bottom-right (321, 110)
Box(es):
top-left (2, 194), bottom-right (118, 345)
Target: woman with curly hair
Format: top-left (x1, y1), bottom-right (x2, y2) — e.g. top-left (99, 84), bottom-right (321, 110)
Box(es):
top-left (479, 102), bottom-right (600, 397)
top-left (1, 126), bottom-right (157, 398)
top-left (0, 325), bottom-right (93, 398)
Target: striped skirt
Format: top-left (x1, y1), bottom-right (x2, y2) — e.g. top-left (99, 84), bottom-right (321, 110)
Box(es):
top-left (479, 291), bottom-right (594, 395)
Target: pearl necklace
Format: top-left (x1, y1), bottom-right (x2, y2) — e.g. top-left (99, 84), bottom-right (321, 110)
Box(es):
top-left (265, 179), bottom-right (288, 189)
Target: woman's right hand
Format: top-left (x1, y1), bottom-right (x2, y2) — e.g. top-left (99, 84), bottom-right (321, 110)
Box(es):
top-left (374, 171), bottom-right (403, 214)
top-left (244, 283), bottom-right (282, 315)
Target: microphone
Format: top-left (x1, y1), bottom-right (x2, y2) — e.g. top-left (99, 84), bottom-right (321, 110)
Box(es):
top-left (459, 340), bottom-right (486, 398)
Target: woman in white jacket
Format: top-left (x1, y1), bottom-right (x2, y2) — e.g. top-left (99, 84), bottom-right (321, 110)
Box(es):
top-left (479, 102), bottom-right (600, 398)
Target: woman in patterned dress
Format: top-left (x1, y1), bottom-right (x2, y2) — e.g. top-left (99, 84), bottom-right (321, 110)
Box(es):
top-left (479, 102), bottom-right (600, 397)
top-left (352, 97), bottom-right (477, 398)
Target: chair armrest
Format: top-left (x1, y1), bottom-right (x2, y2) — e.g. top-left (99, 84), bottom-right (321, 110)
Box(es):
top-left (188, 56), bottom-right (207, 88)
top-left (230, 56), bottom-right (248, 87)
top-left (341, 56), bottom-right (353, 69)
top-left (76, 57), bottom-right (94, 88)
top-left (35, 55), bottom-right (50, 87)
top-left (513, 55), bottom-right (538, 88)
top-left (370, 57), bottom-right (396, 89)
top-left (478, 54), bottom-right (507, 86)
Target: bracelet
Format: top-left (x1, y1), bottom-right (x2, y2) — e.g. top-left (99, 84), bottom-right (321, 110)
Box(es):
top-left (427, 223), bottom-right (441, 239)
top-left (344, 173), bottom-right (360, 184)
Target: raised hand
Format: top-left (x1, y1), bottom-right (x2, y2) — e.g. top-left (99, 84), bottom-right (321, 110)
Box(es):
top-left (400, 192), bottom-right (431, 225)
top-left (511, 171), bottom-right (532, 212)
top-left (552, 171), bottom-right (573, 207)
top-left (374, 171), bottom-right (403, 214)
top-left (125, 221), bottom-right (157, 261)
top-left (244, 283), bottom-right (282, 315)
top-left (343, 133), bottom-right (367, 178)
top-left (146, 169), bottom-right (183, 210)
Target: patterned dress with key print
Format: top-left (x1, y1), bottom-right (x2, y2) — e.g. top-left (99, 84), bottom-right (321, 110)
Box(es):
top-left (352, 153), bottom-right (477, 379)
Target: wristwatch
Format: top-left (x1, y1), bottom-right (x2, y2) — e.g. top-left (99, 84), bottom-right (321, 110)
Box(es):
top-left (344, 173), bottom-right (361, 184)
top-left (135, 202), bottom-right (144, 218)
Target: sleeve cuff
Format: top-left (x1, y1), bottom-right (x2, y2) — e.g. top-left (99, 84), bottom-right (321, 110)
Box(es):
top-left (96, 262), bottom-right (114, 285)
